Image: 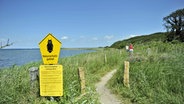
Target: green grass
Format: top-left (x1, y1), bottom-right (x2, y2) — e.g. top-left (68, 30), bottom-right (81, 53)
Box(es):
top-left (1, 42), bottom-right (183, 104)
top-left (108, 42), bottom-right (184, 104)
top-left (110, 32), bottom-right (166, 49)
top-left (0, 48), bottom-right (123, 104)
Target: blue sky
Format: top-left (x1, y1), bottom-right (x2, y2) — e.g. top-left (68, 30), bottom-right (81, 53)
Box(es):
top-left (0, 0), bottom-right (183, 48)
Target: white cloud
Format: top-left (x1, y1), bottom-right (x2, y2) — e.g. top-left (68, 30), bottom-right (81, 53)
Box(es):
top-left (104, 35), bottom-right (114, 40)
top-left (130, 35), bottom-right (138, 38)
top-left (61, 36), bottom-right (68, 40)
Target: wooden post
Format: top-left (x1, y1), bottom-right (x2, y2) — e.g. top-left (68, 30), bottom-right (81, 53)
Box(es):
top-left (29, 67), bottom-right (39, 88)
top-left (78, 67), bottom-right (85, 94)
top-left (104, 54), bottom-right (107, 63)
top-left (29, 67), bottom-right (40, 97)
top-left (123, 61), bottom-right (130, 88)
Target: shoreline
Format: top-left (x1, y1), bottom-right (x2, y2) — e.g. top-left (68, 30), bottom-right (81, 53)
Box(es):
top-left (0, 49), bottom-right (97, 69)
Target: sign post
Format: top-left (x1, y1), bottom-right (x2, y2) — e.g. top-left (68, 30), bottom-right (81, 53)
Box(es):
top-left (39, 33), bottom-right (63, 96)
top-left (123, 61), bottom-right (130, 88)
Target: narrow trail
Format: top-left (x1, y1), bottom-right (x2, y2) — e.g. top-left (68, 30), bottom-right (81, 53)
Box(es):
top-left (95, 69), bottom-right (122, 104)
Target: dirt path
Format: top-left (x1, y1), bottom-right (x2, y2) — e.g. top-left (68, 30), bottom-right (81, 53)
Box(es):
top-left (96, 69), bottom-right (122, 104)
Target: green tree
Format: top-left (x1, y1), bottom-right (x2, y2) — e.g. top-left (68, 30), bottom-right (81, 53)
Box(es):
top-left (163, 8), bottom-right (184, 42)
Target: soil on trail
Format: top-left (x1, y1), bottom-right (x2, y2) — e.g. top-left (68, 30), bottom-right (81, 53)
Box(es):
top-left (96, 69), bottom-right (122, 104)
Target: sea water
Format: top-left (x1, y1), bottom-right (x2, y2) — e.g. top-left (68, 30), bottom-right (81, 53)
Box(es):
top-left (0, 49), bottom-right (94, 68)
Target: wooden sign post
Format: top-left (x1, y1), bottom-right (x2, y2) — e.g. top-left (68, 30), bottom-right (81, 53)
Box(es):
top-left (39, 33), bottom-right (63, 96)
top-left (123, 61), bottom-right (130, 88)
top-left (104, 54), bottom-right (107, 63)
top-left (78, 67), bottom-right (85, 94)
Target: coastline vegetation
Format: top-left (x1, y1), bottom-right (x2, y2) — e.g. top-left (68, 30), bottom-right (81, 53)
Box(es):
top-left (108, 42), bottom-right (184, 104)
top-left (0, 48), bottom-right (123, 104)
top-left (0, 41), bottom-right (184, 104)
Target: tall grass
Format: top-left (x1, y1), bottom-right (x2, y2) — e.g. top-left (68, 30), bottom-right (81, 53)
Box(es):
top-left (0, 48), bottom-right (123, 104)
top-left (108, 42), bottom-right (184, 104)
top-left (1, 42), bottom-right (183, 104)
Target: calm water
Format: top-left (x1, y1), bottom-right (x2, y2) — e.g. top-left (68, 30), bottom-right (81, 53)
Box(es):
top-left (0, 49), bottom-right (94, 68)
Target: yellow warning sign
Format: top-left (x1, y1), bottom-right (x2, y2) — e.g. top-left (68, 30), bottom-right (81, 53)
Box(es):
top-left (39, 33), bottom-right (61, 65)
top-left (39, 65), bottom-right (63, 96)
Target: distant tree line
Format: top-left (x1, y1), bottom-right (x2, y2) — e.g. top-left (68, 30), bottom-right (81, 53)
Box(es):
top-left (163, 8), bottom-right (184, 42)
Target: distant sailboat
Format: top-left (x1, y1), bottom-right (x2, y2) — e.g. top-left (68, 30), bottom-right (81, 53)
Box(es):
top-left (0, 39), bottom-right (13, 49)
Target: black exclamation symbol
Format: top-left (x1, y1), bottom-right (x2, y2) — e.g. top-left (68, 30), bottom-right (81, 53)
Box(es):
top-left (47, 40), bottom-right (53, 53)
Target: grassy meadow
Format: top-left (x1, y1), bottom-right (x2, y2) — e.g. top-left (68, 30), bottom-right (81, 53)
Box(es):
top-left (0, 48), bottom-right (122, 104)
top-left (0, 42), bottom-right (184, 104)
top-left (108, 42), bottom-right (184, 104)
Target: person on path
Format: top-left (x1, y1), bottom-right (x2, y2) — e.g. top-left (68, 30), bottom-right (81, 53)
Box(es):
top-left (125, 45), bottom-right (129, 52)
top-left (129, 43), bottom-right (133, 56)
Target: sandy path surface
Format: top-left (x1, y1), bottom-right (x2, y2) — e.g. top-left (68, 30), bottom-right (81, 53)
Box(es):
top-left (96, 69), bottom-right (122, 104)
